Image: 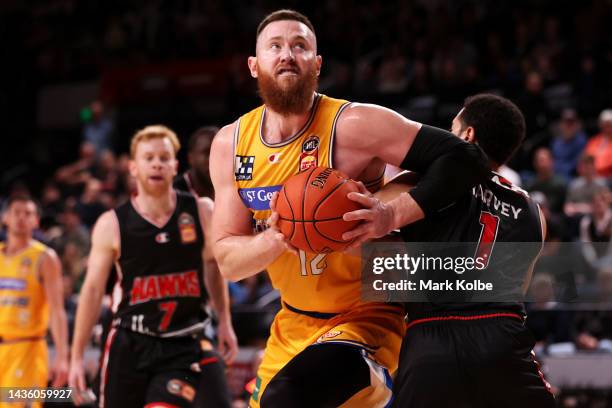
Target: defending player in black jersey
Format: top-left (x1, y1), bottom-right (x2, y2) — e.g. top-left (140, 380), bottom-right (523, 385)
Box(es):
top-left (383, 95), bottom-right (556, 407)
top-left (174, 126), bottom-right (217, 198)
top-left (69, 125), bottom-right (236, 408)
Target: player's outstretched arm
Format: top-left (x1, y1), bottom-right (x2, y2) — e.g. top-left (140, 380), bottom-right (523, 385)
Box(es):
top-left (199, 197), bottom-right (238, 364)
top-left (69, 210), bottom-right (117, 405)
top-left (210, 124), bottom-right (293, 281)
top-left (40, 248), bottom-right (69, 387)
top-left (337, 104), bottom-right (489, 244)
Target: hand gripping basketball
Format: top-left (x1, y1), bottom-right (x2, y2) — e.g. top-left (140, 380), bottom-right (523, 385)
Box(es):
top-left (275, 167), bottom-right (364, 253)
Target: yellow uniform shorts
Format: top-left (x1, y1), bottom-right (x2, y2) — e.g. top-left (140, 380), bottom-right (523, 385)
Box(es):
top-left (0, 338), bottom-right (48, 408)
top-left (250, 302), bottom-right (405, 408)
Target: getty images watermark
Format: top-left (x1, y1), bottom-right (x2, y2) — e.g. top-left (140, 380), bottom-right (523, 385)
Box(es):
top-left (371, 252), bottom-right (491, 292)
top-left (359, 242), bottom-right (605, 306)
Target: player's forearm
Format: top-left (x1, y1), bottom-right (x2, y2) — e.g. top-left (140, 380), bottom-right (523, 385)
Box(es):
top-left (215, 229), bottom-right (285, 281)
top-left (71, 284), bottom-right (105, 359)
top-left (204, 262), bottom-right (232, 324)
top-left (49, 308), bottom-right (69, 360)
top-left (387, 191), bottom-right (425, 230)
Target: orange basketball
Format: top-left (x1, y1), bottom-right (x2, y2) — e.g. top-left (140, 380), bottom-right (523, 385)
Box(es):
top-left (276, 166), bottom-right (364, 253)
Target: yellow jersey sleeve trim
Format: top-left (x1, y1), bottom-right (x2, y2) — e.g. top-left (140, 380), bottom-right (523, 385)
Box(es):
top-left (328, 101), bottom-right (352, 168)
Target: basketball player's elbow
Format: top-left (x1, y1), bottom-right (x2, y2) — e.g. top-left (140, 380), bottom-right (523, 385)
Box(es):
top-left (212, 243), bottom-right (240, 281)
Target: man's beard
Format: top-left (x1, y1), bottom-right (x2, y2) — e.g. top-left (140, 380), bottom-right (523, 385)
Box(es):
top-left (257, 63), bottom-right (319, 115)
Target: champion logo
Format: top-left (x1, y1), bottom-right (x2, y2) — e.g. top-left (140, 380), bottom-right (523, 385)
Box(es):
top-left (155, 232), bottom-right (170, 243)
top-left (268, 152), bottom-right (283, 164)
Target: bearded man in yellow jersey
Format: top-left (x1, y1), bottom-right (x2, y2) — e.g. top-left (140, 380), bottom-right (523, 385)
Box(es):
top-left (210, 10), bottom-right (489, 408)
top-left (0, 196), bottom-right (69, 408)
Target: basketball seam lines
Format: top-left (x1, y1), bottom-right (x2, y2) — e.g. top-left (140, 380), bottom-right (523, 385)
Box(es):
top-left (283, 186), bottom-right (297, 241)
top-left (279, 216), bottom-right (345, 222)
top-left (302, 167), bottom-right (318, 253)
top-left (312, 179), bottom-right (354, 244)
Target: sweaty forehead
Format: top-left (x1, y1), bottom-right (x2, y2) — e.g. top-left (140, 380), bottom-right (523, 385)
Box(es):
top-left (257, 20), bottom-right (316, 49)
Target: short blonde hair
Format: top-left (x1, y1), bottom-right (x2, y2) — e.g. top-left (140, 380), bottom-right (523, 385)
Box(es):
top-left (130, 125), bottom-right (181, 158)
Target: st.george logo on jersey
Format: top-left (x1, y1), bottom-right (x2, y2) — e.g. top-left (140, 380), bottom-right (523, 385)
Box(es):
top-left (178, 213), bottom-right (197, 244)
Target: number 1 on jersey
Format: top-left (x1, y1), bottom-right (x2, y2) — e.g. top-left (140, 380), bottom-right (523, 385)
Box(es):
top-left (475, 211), bottom-right (500, 268)
top-left (299, 250), bottom-right (328, 276)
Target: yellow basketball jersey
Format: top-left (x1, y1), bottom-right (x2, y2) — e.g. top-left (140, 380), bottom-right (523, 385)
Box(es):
top-left (0, 241), bottom-right (50, 339)
top-left (235, 94), bottom-right (376, 313)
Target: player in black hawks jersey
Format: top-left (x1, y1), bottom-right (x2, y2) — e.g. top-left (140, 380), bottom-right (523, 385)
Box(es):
top-left (68, 126), bottom-right (236, 408)
top-left (377, 95), bottom-right (556, 407)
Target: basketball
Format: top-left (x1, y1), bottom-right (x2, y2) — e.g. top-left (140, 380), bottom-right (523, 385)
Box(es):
top-left (275, 166), bottom-right (363, 253)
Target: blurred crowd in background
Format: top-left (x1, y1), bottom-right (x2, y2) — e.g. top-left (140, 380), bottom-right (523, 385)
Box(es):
top-left (1, 0), bottom-right (612, 405)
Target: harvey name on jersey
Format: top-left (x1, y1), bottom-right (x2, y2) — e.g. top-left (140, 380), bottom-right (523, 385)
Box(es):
top-left (471, 176), bottom-right (524, 220)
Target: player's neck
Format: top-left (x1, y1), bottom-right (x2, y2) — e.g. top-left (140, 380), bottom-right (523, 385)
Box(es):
top-left (4, 235), bottom-right (32, 256)
top-left (132, 189), bottom-right (177, 223)
top-left (263, 94), bottom-right (316, 143)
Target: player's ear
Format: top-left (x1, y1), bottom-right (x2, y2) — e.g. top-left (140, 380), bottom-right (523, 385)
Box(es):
top-left (316, 55), bottom-right (322, 76)
top-left (128, 159), bottom-right (137, 177)
top-left (248, 56), bottom-right (258, 78)
top-left (463, 126), bottom-right (476, 144)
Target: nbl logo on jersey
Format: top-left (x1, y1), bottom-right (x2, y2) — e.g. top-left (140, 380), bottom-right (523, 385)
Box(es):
top-left (299, 136), bottom-right (319, 172)
top-left (235, 155), bottom-right (255, 180)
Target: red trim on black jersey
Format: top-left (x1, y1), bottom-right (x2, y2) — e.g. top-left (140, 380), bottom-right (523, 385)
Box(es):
top-left (406, 312), bottom-right (523, 330)
top-left (144, 403), bottom-right (180, 408)
top-left (99, 327), bottom-right (118, 408)
top-left (199, 356), bottom-right (219, 366)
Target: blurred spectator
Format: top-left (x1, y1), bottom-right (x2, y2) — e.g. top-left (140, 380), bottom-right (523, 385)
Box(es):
top-left (564, 155), bottom-right (607, 217)
top-left (530, 191), bottom-right (569, 241)
top-left (516, 71), bottom-right (551, 142)
top-left (584, 109), bottom-right (612, 178)
top-left (551, 109), bottom-right (587, 180)
top-left (579, 186), bottom-right (612, 268)
top-left (49, 205), bottom-right (91, 275)
top-left (40, 181), bottom-right (63, 230)
top-left (54, 141), bottom-right (97, 194)
top-left (377, 44), bottom-right (409, 100)
top-left (82, 101), bottom-right (114, 154)
top-left (95, 149), bottom-right (121, 194)
top-left (526, 147), bottom-right (567, 214)
top-left (320, 62), bottom-right (355, 100)
top-left (75, 178), bottom-right (108, 228)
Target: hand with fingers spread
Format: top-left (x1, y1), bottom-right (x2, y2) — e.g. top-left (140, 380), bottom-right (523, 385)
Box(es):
top-left (267, 192), bottom-right (299, 256)
top-left (341, 181), bottom-right (397, 248)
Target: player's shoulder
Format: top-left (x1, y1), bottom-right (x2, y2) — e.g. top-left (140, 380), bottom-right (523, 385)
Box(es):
top-left (197, 196), bottom-right (214, 211)
top-left (29, 239), bottom-right (50, 254)
top-left (211, 121), bottom-right (238, 153)
top-left (93, 210), bottom-right (120, 237)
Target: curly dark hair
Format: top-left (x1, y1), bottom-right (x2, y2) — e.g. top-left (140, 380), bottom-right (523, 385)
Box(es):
top-left (458, 94), bottom-right (526, 165)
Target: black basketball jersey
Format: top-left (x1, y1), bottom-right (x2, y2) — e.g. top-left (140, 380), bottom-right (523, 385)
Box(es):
top-left (401, 172), bottom-right (544, 318)
top-left (111, 191), bottom-right (208, 337)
